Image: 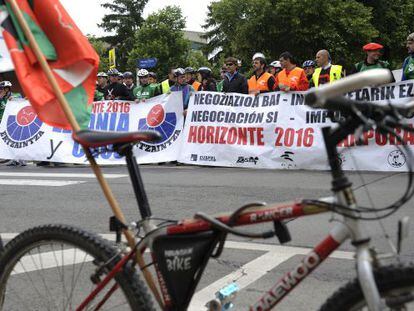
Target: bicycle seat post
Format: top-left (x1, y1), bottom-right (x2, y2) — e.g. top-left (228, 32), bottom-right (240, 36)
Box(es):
top-left (123, 145), bottom-right (152, 220)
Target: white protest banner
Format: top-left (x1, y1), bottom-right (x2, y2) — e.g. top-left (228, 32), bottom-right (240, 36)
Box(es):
top-left (0, 92), bottom-right (184, 164)
top-left (178, 80), bottom-right (414, 171)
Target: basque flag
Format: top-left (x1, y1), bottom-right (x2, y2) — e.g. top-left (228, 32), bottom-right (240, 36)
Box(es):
top-left (0, 0), bottom-right (99, 130)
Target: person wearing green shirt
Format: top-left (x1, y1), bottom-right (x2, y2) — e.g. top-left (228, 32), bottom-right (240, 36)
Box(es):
top-left (354, 42), bottom-right (390, 73)
top-left (402, 33), bottom-right (414, 81)
top-left (133, 69), bottom-right (161, 102)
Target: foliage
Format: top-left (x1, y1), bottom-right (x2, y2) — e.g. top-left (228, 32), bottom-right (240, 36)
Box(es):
top-left (203, 0), bottom-right (381, 70)
top-left (186, 50), bottom-right (211, 71)
top-left (99, 0), bottom-right (148, 70)
top-left (127, 6), bottom-right (191, 80)
top-left (356, 0), bottom-right (414, 67)
top-left (88, 36), bottom-right (110, 72)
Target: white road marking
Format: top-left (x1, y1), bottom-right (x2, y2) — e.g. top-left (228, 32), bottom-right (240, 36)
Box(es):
top-left (0, 172), bottom-right (127, 179)
top-left (189, 250), bottom-right (294, 310)
top-left (188, 241), bottom-right (354, 310)
top-left (0, 179), bottom-right (86, 186)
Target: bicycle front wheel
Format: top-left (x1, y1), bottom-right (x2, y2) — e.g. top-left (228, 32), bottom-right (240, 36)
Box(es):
top-left (320, 264), bottom-right (414, 310)
top-left (0, 224), bottom-right (155, 310)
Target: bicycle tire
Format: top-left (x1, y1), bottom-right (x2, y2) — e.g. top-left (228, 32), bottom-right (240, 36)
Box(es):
top-left (320, 263), bottom-right (414, 310)
top-left (0, 224), bottom-right (155, 310)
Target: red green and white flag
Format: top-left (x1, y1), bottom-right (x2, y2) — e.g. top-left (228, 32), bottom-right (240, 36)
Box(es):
top-left (0, 0), bottom-right (99, 130)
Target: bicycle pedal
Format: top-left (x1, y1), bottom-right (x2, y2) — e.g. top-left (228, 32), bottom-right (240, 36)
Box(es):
top-left (206, 282), bottom-right (239, 311)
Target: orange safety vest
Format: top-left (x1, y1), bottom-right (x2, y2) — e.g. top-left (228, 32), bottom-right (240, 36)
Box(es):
top-left (192, 80), bottom-right (201, 91)
top-left (277, 67), bottom-right (304, 89)
top-left (248, 72), bottom-right (273, 94)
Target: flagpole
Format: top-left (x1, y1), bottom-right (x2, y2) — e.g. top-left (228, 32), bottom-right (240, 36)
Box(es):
top-left (7, 0), bottom-right (163, 306)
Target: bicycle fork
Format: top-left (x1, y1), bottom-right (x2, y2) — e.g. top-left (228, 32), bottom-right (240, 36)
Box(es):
top-left (338, 191), bottom-right (385, 311)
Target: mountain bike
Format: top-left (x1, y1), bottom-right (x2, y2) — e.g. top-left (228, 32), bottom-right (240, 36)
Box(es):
top-left (0, 69), bottom-right (414, 310)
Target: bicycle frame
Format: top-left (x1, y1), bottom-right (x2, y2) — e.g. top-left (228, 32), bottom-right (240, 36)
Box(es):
top-left (77, 117), bottom-right (385, 311)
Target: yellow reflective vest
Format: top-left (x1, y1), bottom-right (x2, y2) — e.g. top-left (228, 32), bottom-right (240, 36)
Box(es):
top-left (161, 79), bottom-right (170, 94)
top-left (312, 65), bottom-right (342, 87)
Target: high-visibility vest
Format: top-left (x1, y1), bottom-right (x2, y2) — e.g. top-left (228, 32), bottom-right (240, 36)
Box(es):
top-left (312, 65), bottom-right (342, 87)
top-left (161, 79), bottom-right (170, 94)
top-left (277, 67), bottom-right (304, 88)
top-left (192, 81), bottom-right (201, 91)
top-left (248, 72), bottom-right (273, 94)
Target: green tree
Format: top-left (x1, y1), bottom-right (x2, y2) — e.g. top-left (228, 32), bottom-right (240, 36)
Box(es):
top-left (88, 36), bottom-right (110, 72)
top-left (203, 0), bottom-right (378, 70)
top-left (128, 6), bottom-right (191, 80)
top-left (356, 0), bottom-right (414, 67)
top-left (99, 0), bottom-right (148, 70)
top-left (186, 50), bottom-right (211, 71)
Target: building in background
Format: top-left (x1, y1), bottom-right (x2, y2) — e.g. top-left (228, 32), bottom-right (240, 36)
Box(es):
top-left (183, 30), bottom-right (207, 52)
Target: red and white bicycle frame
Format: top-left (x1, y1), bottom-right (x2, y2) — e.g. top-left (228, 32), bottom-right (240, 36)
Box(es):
top-left (77, 194), bottom-right (380, 311)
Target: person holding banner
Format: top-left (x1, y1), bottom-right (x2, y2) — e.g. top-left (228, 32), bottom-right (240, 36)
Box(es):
top-left (402, 33), bottom-right (414, 81)
top-left (354, 43), bottom-right (390, 73)
top-left (197, 67), bottom-right (217, 91)
top-left (104, 68), bottom-right (134, 101)
top-left (170, 68), bottom-right (195, 115)
top-left (302, 60), bottom-right (316, 84)
top-left (275, 52), bottom-right (308, 92)
top-left (268, 60), bottom-right (283, 77)
top-left (161, 68), bottom-right (177, 94)
top-left (133, 69), bottom-right (160, 102)
top-left (223, 57), bottom-right (248, 94)
top-left (248, 53), bottom-right (275, 95)
top-left (310, 50), bottom-right (344, 88)
top-left (185, 67), bottom-right (201, 91)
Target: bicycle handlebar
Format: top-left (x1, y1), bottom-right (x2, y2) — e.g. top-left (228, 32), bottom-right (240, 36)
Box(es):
top-left (305, 69), bottom-right (394, 108)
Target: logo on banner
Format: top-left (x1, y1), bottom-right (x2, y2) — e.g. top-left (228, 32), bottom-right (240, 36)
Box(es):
top-left (199, 155), bottom-right (216, 162)
top-left (280, 151), bottom-right (296, 169)
top-left (236, 156), bottom-right (259, 165)
top-left (190, 154), bottom-right (198, 161)
top-left (0, 106), bottom-right (44, 148)
top-left (136, 104), bottom-right (181, 152)
top-left (387, 150), bottom-right (406, 168)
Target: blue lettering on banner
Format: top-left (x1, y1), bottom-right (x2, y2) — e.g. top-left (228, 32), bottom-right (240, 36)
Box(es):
top-left (72, 112), bottom-right (130, 159)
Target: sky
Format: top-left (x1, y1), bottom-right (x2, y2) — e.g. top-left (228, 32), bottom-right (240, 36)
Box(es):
top-left (60, 0), bottom-right (213, 37)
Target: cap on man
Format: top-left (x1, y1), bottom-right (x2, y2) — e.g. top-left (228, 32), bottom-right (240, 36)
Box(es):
top-left (354, 42), bottom-right (390, 73)
top-left (248, 52), bottom-right (275, 95)
top-left (402, 33), bottom-right (414, 81)
top-left (311, 50), bottom-right (344, 88)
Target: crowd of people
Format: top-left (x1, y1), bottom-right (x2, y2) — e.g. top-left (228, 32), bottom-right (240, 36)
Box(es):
top-left (95, 32), bottom-right (414, 112)
top-left (1, 33), bottom-right (413, 167)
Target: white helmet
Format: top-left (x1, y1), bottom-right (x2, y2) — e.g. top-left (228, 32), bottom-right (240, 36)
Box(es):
top-left (252, 52), bottom-right (266, 61)
top-left (97, 72), bottom-right (108, 78)
top-left (137, 69), bottom-right (149, 77)
top-left (0, 81), bottom-right (12, 88)
top-left (269, 61), bottom-right (282, 68)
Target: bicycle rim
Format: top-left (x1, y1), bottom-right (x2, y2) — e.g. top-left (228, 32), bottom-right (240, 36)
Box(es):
top-left (0, 226), bottom-right (141, 310)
